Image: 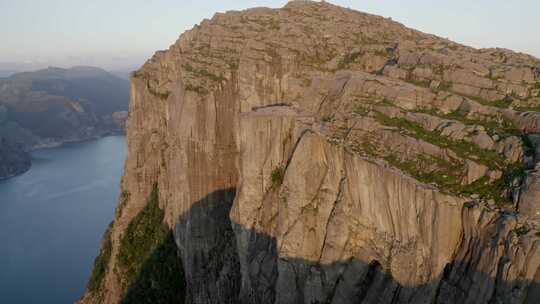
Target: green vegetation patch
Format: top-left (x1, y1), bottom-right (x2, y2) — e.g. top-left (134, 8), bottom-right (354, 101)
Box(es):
top-left (355, 136), bottom-right (466, 192)
top-left (514, 224), bottom-right (531, 237)
top-left (366, 111), bottom-right (525, 204)
top-left (459, 163), bottom-right (525, 205)
top-left (515, 106), bottom-right (540, 113)
top-left (463, 94), bottom-right (513, 109)
top-left (121, 232), bottom-right (185, 304)
top-left (183, 63), bottom-right (225, 82)
top-left (405, 78), bottom-right (431, 88)
top-left (459, 177), bottom-right (506, 204)
top-left (87, 223), bottom-right (113, 292)
top-left (146, 81), bottom-right (171, 100)
top-left (463, 201), bottom-right (477, 209)
top-left (439, 110), bottom-right (520, 136)
top-left (436, 82), bottom-right (452, 92)
top-left (383, 152), bottom-right (516, 205)
top-left (384, 154), bottom-right (462, 188)
top-left (352, 97), bottom-right (393, 116)
top-left (118, 185), bottom-right (185, 303)
top-left (185, 84), bottom-right (209, 95)
top-left (373, 111), bottom-right (505, 168)
top-left (271, 166), bottom-right (286, 189)
top-left (116, 191), bottom-right (130, 219)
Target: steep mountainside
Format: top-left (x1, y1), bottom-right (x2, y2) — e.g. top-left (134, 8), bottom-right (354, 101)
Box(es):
top-left (81, 1), bottom-right (540, 303)
top-left (0, 136), bottom-right (30, 180)
top-left (0, 66), bottom-right (129, 179)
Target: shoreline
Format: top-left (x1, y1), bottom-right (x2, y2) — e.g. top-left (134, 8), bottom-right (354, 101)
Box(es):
top-left (30, 130), bottom-right (126, 152)
top-left (0, 132), bottom-right (126, 181)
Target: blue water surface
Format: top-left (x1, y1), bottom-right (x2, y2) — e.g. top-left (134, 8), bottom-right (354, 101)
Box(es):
top-left (0, 136), bottom-right (126, 304)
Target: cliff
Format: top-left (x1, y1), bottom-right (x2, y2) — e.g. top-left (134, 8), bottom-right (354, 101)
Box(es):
top-left (0, 66), bottom-right (129, 179)
top-left (81, 1), bottom-right (540, 303)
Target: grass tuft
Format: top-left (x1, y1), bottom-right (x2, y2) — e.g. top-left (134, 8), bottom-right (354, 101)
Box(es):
top-left (373, 111), bottom-right (505, 168)
top-left (271, 166), bottom-right (285, 189)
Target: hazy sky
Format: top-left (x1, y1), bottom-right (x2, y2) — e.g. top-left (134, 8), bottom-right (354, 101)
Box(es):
top-left (1, 0), bottom-right (539, 72)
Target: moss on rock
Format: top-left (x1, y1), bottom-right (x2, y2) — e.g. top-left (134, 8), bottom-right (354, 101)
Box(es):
top-left (87, 223), bottom-right (113, 293)
top-left (117, 185), bottom-right (185, 303)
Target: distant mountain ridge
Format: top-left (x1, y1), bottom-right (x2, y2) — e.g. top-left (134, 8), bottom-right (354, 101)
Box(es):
top-left (0, 66), bottom-right (129, 179)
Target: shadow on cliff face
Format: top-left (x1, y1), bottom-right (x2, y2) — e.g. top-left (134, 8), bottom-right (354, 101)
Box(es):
top-left (172, 188), bottom-right (241, 304)
top-left (121, 188), bottom-right (540, 304)
top-left (122, 231), bottom-right (185, 304)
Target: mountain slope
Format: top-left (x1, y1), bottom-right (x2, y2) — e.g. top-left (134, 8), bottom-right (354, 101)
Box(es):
top-left (0, 66), bottom-right (129, 179)
top-left (0, 136), bottom-right (30, 180)
top-left (81, 1), bottom-right (540, 303)
top-left (8, 66), bottom-right (128, 115)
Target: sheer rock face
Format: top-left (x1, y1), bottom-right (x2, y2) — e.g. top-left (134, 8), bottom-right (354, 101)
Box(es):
top-left (81, 1), bottom-right (540, 303)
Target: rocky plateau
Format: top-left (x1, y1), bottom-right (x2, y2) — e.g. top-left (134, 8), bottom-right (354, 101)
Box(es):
top-left (81, 1), bottom-right (540, 303)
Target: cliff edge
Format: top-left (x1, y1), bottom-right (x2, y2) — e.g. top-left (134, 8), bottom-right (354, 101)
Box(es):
top-left (81, 1), bottom-right (540, 303)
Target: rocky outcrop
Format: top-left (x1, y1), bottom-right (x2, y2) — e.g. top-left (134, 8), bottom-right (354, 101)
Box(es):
top-left (232, 106), bottom-right (540, 304)
top-left (81, 1), bottom-right (540, 303)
